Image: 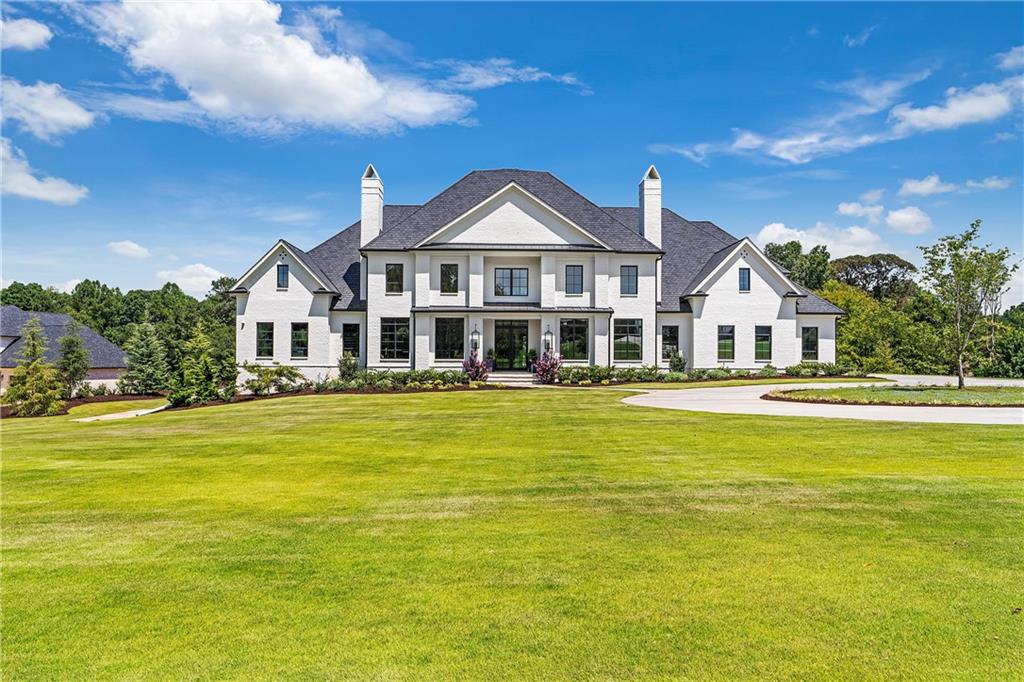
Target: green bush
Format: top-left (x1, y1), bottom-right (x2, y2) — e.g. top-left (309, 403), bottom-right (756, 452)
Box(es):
top-left (706, 368), bottom-right (730, 380)
top-left (240, 362), bottom-right (306, 396)
top-left (667, 351), bottom-right (687, 373)
top-left (732, 369), bottom-right (751, 378)
top-left (664, 372), bottom-right (687, 382)
top-left (337, 353), bottom-right (359, 381)
top-left (689, 368), bottom-right (709, 380)
top-left (758, 364), bottom-right (780, 378)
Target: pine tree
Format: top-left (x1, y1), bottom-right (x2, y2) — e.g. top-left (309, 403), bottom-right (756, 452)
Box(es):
top-left (117, 322), bottom-right (169, 394)
top-left (6, 317), bottom-right (65, 416)
top-left (168, 325), bottom-right (222, 405)
top-left (56, 318), bottom-right (91, 398)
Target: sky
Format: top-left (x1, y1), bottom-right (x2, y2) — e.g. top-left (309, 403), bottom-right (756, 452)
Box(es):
top-left (2, 2), bottom-right (1022, 302)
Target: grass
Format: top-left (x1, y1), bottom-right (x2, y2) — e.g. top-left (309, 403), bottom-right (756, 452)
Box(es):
top-left (771, 385), bottom-right (1024, 407)
top-left (615, 376), bottom-right (889, 390)
top-left (3, 389), bottom-right (1023, 679)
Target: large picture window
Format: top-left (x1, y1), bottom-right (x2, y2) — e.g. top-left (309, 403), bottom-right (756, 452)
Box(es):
top-left (256, 322), bottom-right (273, 358)
top-left (613, 319), bottom-right (642, 361)
top-left (565, 265), bottom-right (583, 295)
top-left (385, 263), bottom-right (403, 294)
top-left (435, 318), bottom-right (465, 360)
top-left (291, 323), bottom-right (309, 359)
top-left (717, 325), bottom-right (735, 361)
top-left (755, 325), bottom-right (772, 361)
top-left (440, 263), bottom-right (459, 294)
top-left (494, 267), bottom-right (528, 296)
top-left (620, 265), bottom-right (638, 295)
top-left (380, 317), bottom-right (410, 360)
top-left (802, 326), bottom-right (819, 361)
top-left (559, 319), bottom-right (588, 360)
top-left (342, 323), bottom-right (359, 357)
top-left (276, 263), bottom-right (289, 289)
top-left (662, 325), bottom-right (679, 359)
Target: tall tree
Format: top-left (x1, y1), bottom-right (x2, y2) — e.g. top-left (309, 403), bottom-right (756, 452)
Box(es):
top-left (0, 282), bottom-right (71, 313)
top-left (919, 220), bottom-right (1014, 388)
top-left (764, 240), bottom-right (833, 289)
top-left (169, 324), bottom-right (227, 405)
top-left (117, 322), bottom-right (170, 395)
top-left (5, 317), bottom-right (65, 416)
top-left (68, 280), bottom-right (127, 344)
top-left (56, 318), bottom-right (91, 399)
top-left (831, 253), bottom-right (918, 301)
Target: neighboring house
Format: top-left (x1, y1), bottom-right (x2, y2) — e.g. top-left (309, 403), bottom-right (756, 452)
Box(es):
top-left (0, 306), bottom-right (127, 391)
top-left (232, 166), bottom-right (842, 378)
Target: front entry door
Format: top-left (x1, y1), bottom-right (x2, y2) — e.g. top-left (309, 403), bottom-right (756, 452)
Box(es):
top-left (494, 320), bottom-right (529, 370)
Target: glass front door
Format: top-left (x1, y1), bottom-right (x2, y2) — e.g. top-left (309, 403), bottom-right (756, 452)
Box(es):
top-left (494, 320), bottom-right (529, 370)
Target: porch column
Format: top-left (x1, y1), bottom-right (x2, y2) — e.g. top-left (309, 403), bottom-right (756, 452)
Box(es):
top-left (594, 314), bottom-right (610, 366)
top-left (414, 314), bottom-right (430, 369)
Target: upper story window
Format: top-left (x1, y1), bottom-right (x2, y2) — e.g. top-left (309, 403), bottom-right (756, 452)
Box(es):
top-left (440, 264), bottom-right (459, 294)
top-left (620, 265), bottom-right (638, 296)
top-left (385, 263), bottom-right (403, 294)
top-left (739, 267), bottom-right (751, 292)
top-left (717, 325), bottom-right (735, 361)
top-left (276, 263), bottom-right (289, 289)
top-left (291, 323), bottom-right (308, 359)
top-left (565, 265), bottom-right (583, 295)
top-left (256, 322), bottom-right (273, 358)
top-left (495, 267), bottom-right (528, 296)
top-left (802, 327), bottom-right (819, 361)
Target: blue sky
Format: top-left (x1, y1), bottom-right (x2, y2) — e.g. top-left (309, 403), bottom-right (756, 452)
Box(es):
top-left (2, 2), bottom-right (1022, 300)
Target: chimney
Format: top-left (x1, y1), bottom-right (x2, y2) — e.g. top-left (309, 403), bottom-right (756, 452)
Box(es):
top-left (638, 164), bottom-right (661, 248)
top-left (360, 164), bottom-right (383, 247)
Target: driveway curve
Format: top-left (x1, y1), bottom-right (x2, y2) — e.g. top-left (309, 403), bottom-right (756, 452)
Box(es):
top-left (622, 375), bottom-right (1024, 425)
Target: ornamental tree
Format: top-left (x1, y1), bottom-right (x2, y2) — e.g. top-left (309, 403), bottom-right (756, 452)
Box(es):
top-left (56, 318), bottom-right (90, 398)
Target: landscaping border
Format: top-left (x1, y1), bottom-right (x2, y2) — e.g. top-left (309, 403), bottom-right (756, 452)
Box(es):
top-left (762, 389), bottom-right (1024, 409)
top-left (1, 393), bottom-right (164, 419)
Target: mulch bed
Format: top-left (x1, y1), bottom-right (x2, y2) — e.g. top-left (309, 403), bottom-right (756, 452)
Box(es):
top-left (1, 392), bottom-right (165, 419)
top-left (565, 375), bottom-right (879, 388)
top-left (761, 391), bottom-right (1024, 409)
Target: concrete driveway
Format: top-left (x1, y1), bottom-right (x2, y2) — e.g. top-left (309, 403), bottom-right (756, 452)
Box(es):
top-left (622, 375), bottom-right (1024, 425)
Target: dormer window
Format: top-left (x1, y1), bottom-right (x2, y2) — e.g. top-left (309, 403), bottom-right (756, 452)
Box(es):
top-left (739, 267), bottom-right (751, 292)
top-left (276, 263), bottom-right (289, 289)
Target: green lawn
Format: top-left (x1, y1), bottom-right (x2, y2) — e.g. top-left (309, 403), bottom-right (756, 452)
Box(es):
top-left (772, 385), bottom-right (1024, 406)
top-left (3, 390), bottom-right (1022, 679)
top-left (616, 376), bottom-right (890, 390)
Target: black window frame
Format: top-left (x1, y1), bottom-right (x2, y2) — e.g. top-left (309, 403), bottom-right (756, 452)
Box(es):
top-left (380, 317), bottom-right (410, 360)
top-left (613, 318), bottom-right (643, 361)
top-left (739, 267), bottom-right (751, 292)
top-left (291, 322), bottom-right (309, 359)
top-left (385, 263), bottom-right (404, 294)
top-left (565, 264), bottom-right (584, 295)
top-left (434, 318), bottom-right (465, 360)
top-left (662, 325), bottom-right (679, 360)
top-left (620, 265), bottom-right (638, 296)
top-left (342, 323), bottom-right (360, 358)
top-left (440, 263), bottom-right (459, 295)
top-left (256, 322), bottom-right (274, 358)
top-left (494, 267), bottom-right (528, 296)
top-left (754, 325), bottom-right (772, 361)
top-left (717, 325), bottom-right (735, 362)
top-left (276, 263), bottom-right (289, 289)
top-left (559, 318), bottom-right (589, 360)
top-left (802, 326), bottom-right (819, 361)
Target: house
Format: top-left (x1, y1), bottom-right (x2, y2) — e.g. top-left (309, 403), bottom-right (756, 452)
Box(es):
top-left (0, 306), bottom-right (127, 390)
top-left (231, 166), bottom-right (842, 378)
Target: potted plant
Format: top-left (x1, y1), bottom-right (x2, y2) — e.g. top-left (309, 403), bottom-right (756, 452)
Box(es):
top-left (484, 347), bottom-right (496, 371)
top-left (526, 348), bottom-right (538, 372)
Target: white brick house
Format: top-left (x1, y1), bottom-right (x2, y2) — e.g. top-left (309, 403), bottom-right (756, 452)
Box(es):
top-left (231, 166), bottom-right (841, 378)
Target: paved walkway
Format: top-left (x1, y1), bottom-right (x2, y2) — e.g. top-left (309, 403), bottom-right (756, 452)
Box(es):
top-left (622, 375), bottom-right (1024, 425)
top-left (72, 405), bottom-right (168, 422)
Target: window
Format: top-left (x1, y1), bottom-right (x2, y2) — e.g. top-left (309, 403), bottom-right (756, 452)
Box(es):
top-left (739, 267), bottom-right (751, 292)
top-left (494, 267), bottom-right (528, 296)
top-left (662, 325), bottom-right (679, 360)
top-left (291, 323), bottom-right (309, 359)
top-left (256, 322), bottom-right (273, 358)
top-left (380, 318), bottom-right (410, 360)
top-left (755, 325), bottom-right (772, 361)
top-left (276, 263), bottom-right (289, 289)
top-left (559, 319), bottom-right (589, 360)
top-left (385, 263), bottom-right (403, 294)
top-left (717, 325), bottom-right (735, 361)
top-left (565, 265), bottom-right (583, 295)
top-left (613, 319), bottom-right (642, 361)
top-left (440, 264), bottom-right (459, 295)
top-left (435, 318), bottom-right (465, 360)
top-left (342, 323), bottom-right (359, 357)
top-left (802, 326), bottom-right (819, 361)
top-left (620, 265), bottom-right (638, 295)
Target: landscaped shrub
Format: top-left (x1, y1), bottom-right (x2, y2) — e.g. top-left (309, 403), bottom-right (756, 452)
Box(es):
top-left (732, 369), bottom-right (751, 378)
top-left (635, 365), bottom-right (663, 382)
top-left (706, 368), bottom-right (730, 380)
top-left (817, 362), bottom-right (848, 376)
top-left (240, 362), bottom-right (307, 396)
top-left (117, 322), bottom-right (169, 395)
top-left (758, 364), bottom-right (780, 378)
top-left (689, 368), bottom-right (709, 380)
top-left (664, 372), bottom-right (687, 382)
top-left (463, 350), bottom-right (489, 381)
top-left (533, 351), bottom-right (562, 384)
top-left (337, 352), bottom-right (359, 382)
top-left (56, 319), bottom-right (90, 399)
top-left (667, 351), bottom-right (687, 373)
top-left (786, 362), bottom-right (823, 377)
top-left (5, 317), bottom-right (65, 417)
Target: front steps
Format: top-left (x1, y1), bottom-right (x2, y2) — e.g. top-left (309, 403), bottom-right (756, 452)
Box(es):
top-left (486, 371), bottom-right (536, 387)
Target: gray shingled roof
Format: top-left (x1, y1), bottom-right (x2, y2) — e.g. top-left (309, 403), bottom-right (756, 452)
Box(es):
top-left (0, 306), bottom-right (126, 368)
top-left (793, 286), bottom-right (846, 314)
top-left (363, 170), bottom-right (662, 253)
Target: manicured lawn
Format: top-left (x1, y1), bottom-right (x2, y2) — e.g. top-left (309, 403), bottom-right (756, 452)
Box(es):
top-left (616, 376), bottom-right (890, 390)
top-left (772, 385), bottom-right (1024, 407)
top-left (3, 389), bottom-right (1022, 678)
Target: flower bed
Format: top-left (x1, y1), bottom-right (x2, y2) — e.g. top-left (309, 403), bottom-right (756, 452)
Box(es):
top-left (764, 385), bottom-right (1024, 407)
top-left (556, 362), bottom-right (860, 386)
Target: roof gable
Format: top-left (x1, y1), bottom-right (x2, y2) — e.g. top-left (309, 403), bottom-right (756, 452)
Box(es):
top-left (233, 240), bottom-right (338, 294)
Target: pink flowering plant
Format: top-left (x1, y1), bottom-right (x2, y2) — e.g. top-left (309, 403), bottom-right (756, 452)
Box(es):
top-left (462, 350), bottom-right (489, 381)
top-left (533, 351), bottom-right (562, 384)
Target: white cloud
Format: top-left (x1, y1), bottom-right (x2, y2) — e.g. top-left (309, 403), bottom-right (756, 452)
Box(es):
top-left (157, 263), bottom-right (226, 295)
top-left (836, 201), bottom-right (884, 224)
top-left (753, 221), bottom-right (883, 258)
top-left (71, 0), bottom-right (475, 135)
top-left (995, 45), bottom-right (1024, 71)
top-left (1, 137), bottom-right (88, 205)
top-left (53, 278), bottom-right (83, 294)
top-left (1, 18), bottom-right (52, 51)
top-left (886, 206), bottom-right (933, 234)
top-left (990, 131), bottom-right (1017, 143)
top-left (437, 58), bottom-right (590, 94)
top-left (964, 176), bottom-right (1013, 191)
top-left (1, 78), bottom-right (96, 141)
top-left (107, 240), bottom-right (151, 258)
top-left (899, 174), bottom-right (957, 196)
top-left (890, 76), bottom-right (1022, 134)
top-left (859, 188), bottom-right (885, 204)
top-left (843, 25), bottom-right (877, 48)
top-left (250, 206), bottom-right (321, 224)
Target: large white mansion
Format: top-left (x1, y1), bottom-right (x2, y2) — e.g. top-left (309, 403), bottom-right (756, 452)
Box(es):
top-left (231, 166), bottom-right (841, 377)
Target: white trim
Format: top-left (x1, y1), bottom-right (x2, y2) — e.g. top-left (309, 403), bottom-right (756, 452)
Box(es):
top-left (688, 238), bottom-right (798, 294)
top-left (234, 240), bottom-right (336, 294)
top-left (412, 182), bottom-right (612, 250)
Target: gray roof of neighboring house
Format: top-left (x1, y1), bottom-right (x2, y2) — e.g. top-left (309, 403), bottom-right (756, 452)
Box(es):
top-left (0, 306), bottom-right (126, 368)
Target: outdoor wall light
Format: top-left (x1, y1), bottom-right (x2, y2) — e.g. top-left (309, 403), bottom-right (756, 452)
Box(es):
top-left (470, 325), bottom-right (481, 351)
top-left (543, 325), bottom-right (554, 353)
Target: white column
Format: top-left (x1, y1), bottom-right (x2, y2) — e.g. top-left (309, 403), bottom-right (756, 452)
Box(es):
top-left (414, 314), bottom-right (430, 369)
top-left (469, 254), bottom-right (484, 307)
top-left (414, 253), bottom-right (430, 308)
top-left (540, 254), bottom-right (555, 308)
top-left (594, 315), bottom-right (609, 366)
top-left (593, 254), bottom-right (609, 309)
